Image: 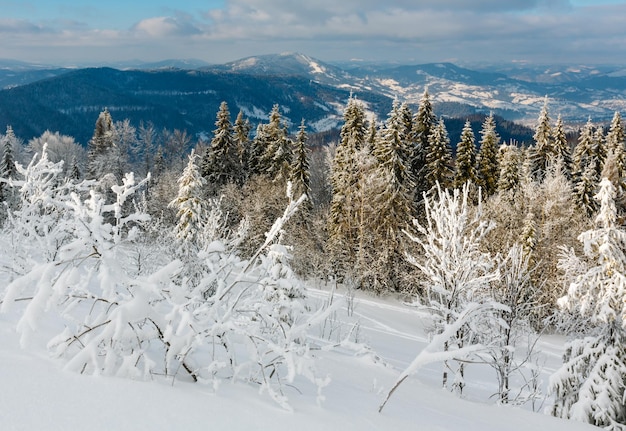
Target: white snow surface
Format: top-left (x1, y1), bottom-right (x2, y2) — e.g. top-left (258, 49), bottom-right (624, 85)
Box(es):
top-left (0, 285), bottom-right (596, 431)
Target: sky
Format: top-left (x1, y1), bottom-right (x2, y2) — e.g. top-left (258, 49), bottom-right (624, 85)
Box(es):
top-left (1, 0), bottom-right (626, 66)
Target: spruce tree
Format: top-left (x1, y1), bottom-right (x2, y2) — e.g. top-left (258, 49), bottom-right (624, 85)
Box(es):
top-left (257, 105), bottom-right (292, 182)
top-left (328, 97), bottom-right (368, 276)
top-left (476, 113), bottom-right (501, 197)
top-left (411, 89), bottom-right (437, 198)
top-left (291, 119), bottom-right (311, 202)
top-left (169, 150), bottom-right (206, 248)
top-left (201, 101), bottom-right (242, 189)
top-left (234, 110), bottom-right (251, 179)
top-left (368, 102), bottom-right (416, 292)
top-left (498, 143), bottom-right (520, 197)
top-left (454, 120), bottom-right (477, 188)
top-left (424, 117), bottom-right (453, 190)
top-left (552, 114), bottom-right (572, 177)
top-left (530, 97), bottom-right (553, 180)
top-left (1, 125), bottom-right (18, 179)
top-left (606, 111), bottom-right (626, 178)
top-left (87, 108), bottom-right (115, 179)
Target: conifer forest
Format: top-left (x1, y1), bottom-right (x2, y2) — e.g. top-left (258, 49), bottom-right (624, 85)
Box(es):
top-left (1, 90), bottom-right (626, 430)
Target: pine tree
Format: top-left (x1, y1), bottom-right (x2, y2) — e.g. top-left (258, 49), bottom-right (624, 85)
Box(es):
top-left (498, 143), bottom-right (520, 197)
top-left (476, 113), bottom-right (501, 197)
top-left (202, 101), bottom-right (242, 189)
top-left (552, 115), bottom-right (572, 177)
top-left (290, 119), bottom-right (311, 202)
top-left (529, 97), bottom-right (553, 180)
top-left (169, 150), bottom-right (207, 249)
top-left (606, 111), bottom-right (626, 178)
top-left (87, 108), bottom-right (115, 179)
top-left (572, 119), bottom-right (605, 216)
top-left (574, 163), bottom-right (599, 216)
top-left (328, 96), bottom-right (368, 276)
top-left (1, 125), bottom-right (18, 179)
top-left (367, 102), bottom-right (416, 292)
top-left (551, 178), bottom-right (626, 429)
top-left (255, 105), bottom-right (292, 182)
top-left (425, 117), bottom-right (453, 190)
top-left (234, 110), bottom-right (251, 179)
top-left (454, 120), bottom-right (477, 188)
top-left (411, 89), bottom-right (437, 198)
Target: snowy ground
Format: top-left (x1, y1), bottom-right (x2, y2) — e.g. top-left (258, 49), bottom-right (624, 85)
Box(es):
top-left (0, 283), bottom-right (596, 431)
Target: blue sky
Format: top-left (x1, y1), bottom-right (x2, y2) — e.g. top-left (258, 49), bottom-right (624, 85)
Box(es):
top-left (1, 0), bottom-right (625, 66)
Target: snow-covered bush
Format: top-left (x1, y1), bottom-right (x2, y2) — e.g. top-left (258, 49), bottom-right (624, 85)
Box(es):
top-left (404, 182), bottom-right (501, 393)
top-left (1, 153), bottom-right (329, 410)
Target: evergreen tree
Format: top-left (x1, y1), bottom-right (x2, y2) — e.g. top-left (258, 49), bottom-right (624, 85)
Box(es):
top-left (551, 178), bottom-right (626, 429)
top-left (202, 101), bottom-right (242, 189)
top-left (411, 89), bottom-right (437, 198)
top-left (425, 117), bottom-right (453, 190)
top-left (606, 111), bottom-right (626, 178)
top-left (87, 109), bottom-right (116, 180)
top-left (367, 101), bottom-right (416, 292)
top-left (498, 143), bottom-right (520, 197)
top-left (530, 97), bottom-right (553, 180)
top-left (290, 119), bottom-right (311, 202)
top-left (234, 110), bottom-right (251, 179)
top-left (572, 118), bottom-right (605, 215)
top-left (552, 114), bottom-right (572, 177)
top-left (169, 150), bottom-right (207, 249)
top-left (454, 120), bottom-right (477, 188)
top-left (1, 125), bottom-right (18, 179)
top-left (254, 105), bottom-right (292, 182)
top-left (328, 96), bottom-right (368, 276)
top-left (476, 113), bottom-right (501, 197)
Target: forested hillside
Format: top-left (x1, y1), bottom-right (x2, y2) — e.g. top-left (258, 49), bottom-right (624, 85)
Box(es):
top-left (1, 90), bottom-right (625, 429)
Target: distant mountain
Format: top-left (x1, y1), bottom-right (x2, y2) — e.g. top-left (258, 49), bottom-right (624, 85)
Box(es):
top-left (0, 66), bottom-right (391, 144)
top-left (1, 52), bottom-right (625, 146)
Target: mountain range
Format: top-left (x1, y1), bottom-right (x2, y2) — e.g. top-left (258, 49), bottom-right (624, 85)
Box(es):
top-left (0, 52), bottom-right (624, 145)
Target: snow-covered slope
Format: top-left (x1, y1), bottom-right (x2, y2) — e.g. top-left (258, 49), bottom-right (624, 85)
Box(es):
top-left (0, 285), bottom-right (596, 431)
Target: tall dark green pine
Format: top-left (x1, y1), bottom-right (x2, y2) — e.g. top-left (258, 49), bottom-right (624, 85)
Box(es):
top-left (87, 109), bottom-right (115, 180)
top-left (411, 89), bottom-right (437, 199)
top-left (291, 119), bottom-right (311, 202)
top-left (498, 143), bottom-right (520, 197)
top-left (476, 113), bottom-right (501, 197)
top-left (606, 111), bottom-right (626, 177)
top-left (572, 118), bottom-right (605, 216)
top-left (1, 125), bottom-right (18, 179)
top-left (454, 120), bottom-right (477, 188)
top-left (552, 114), bottom-right (572, 177)
top-left (328, 96), bottom-right (368, 275)
top-left (201, 101), bottom-right (242, 188)
top-left (425, 117), bottom-right (453, 190)
top-left (368, 101), bottom-right (416, 292)
top-left (530, 97), bottom-right (553, 180)
top-left (234, 110), bottom-right (251, 180)
top-left (254, 105), bottom-right (292, 182)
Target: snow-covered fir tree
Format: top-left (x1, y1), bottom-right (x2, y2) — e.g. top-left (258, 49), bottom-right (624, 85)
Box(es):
top-left (368, 100), bottom-right (415, 292)
top-left (454, 120), bottom-right (477, 188)
top-left (87, 108), bottom-right (116, 180)
top-left (202, 101), bottom-right (243, 189)
top-left (233, 110), bottom-right (251, 179)
top-left (424, 117), bottom-right (453, 190)
top-left (551, 178), bottom-right (626, 430)
top-left (290, 119), bottom-right (311, 204)
top-left (606, 111), bottom-right (626, 179)
top-left (530, 97), bottom-right (553, 180)
top-left (552, 114), bottom-right (572, 178)
top-left (328, 96), bottom-right (368, 277)
top-left (411, 89), bottom-right (437, 199)
top-left (476, 113), bottom-right (501, 197)
top-left (169, 150), bottom-right (206, 250)
top-left (497, 142), bottom-right (521, 198)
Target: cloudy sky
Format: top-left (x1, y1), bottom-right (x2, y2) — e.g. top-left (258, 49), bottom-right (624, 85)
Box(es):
top-left (1, 0), bottom-right (625, 66)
